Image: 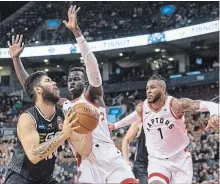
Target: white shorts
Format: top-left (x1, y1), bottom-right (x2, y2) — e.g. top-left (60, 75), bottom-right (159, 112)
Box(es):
top-left (148, 150), bottom-right (193, 184)
top-left (77, 143), bottom-right (135, 184)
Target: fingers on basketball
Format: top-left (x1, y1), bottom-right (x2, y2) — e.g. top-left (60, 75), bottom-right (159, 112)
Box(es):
top-left (70, 103), bottom-right (99, 134)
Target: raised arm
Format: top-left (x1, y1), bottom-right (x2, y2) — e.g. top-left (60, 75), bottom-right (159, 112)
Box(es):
top-left (8, 35), bottom-right (29, 87)
top-left (63, 5), bottom-right (103, 99)
top-left (18, 111), bottom-right (79, 164)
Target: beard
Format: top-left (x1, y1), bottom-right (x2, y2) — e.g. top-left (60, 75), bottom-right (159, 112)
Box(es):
top-left (42, 88), bottom-right (60, 104)
top-left (68, 83), bottom-right (84, 98)
top-left (148, 92), bottom-right (161, 103)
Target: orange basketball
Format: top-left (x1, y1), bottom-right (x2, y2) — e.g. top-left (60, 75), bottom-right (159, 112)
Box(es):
top-left (71, 103), bottom-right (99, 134)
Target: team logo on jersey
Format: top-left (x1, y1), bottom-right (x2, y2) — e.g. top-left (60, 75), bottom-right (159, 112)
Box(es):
top-left (39, 125), bottom-right (46, 129)
top-left (145, 111), bottom-right (150, 115)
top-left (48, 123), bottom-right (53, 128)
top-left (57, 116), bottom-right (63, 130)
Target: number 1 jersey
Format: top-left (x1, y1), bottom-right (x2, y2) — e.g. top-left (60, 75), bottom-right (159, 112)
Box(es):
top-left (142, 96), bottom-right (189, 159)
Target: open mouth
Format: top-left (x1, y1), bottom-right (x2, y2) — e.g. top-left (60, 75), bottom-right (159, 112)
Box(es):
top-left (69, 85), bottom-right (76, 90)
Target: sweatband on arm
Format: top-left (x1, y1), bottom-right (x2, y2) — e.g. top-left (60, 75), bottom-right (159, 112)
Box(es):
top-left (114, 111), bottom-right (142, 130)
top-left (199, 101), bottom-right (220, 117)
top-left (76, 35), bottom-right (102, 87)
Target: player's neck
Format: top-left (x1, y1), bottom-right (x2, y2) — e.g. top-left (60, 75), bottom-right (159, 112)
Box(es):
top-left (149, 95), bottom-right (167, 111)
top-left (71, 91), bottom-right (84, 100)
top-left (35, 100), bottom-right (56, 120)
top-left (71, 94), bottom-right (80, 100)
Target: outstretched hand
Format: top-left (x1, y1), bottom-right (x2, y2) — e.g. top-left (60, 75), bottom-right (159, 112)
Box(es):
top-left (206, 115), bottom-right (219, 130)
top-left (63, 5), bottom-right (81, 31)
top-left (7, 34), bottom-right (25, 59)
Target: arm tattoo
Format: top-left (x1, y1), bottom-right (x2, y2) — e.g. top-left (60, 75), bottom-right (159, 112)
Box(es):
top-left (172, 98), bottom-right (200, 117)
top-left (32, 132), bottom-right (63, 158)
top-left (179, 98), bottom-right (200, 112)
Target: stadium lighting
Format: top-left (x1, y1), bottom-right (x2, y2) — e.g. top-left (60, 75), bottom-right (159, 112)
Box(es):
top-left (168, 57), bottom-right (174, 61)
top-left (45, 69), bottom-right (49, 72)
top-left (44, 59), bottom-right (49, 63)
top-left (161, 49), bottom-right (166, 52)
top-left (0, 66), bottom-right (3, 70)
top-left (80, 57), bottom-right (83, 60)
top-left (162, 55), bottom-right (166, 58)
top-left (56, 65), bottom-right (60, 68)
top-left (154, 60), bottom-right (157, 63)
top-left (35, 41), bottom-right (39, 44)
top-left (154, 48), bottom-right (160, 52)
top-left (119, 53), bottom-right (123, 56)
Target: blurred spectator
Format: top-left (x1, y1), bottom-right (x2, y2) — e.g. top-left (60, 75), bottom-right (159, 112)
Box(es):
top-left (0, 1), bottom-right (218, 46)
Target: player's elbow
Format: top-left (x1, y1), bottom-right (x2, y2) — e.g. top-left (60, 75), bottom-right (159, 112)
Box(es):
top-left (28, 155), bottom-right (40, 164)
top-left (26, 150), bottom-right (41, 164)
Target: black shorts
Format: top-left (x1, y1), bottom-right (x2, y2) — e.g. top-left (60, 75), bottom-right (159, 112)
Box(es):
top-left (4, 170), bottom-right (59, 184)
top-left (133, 161), bottom-right (148, 184)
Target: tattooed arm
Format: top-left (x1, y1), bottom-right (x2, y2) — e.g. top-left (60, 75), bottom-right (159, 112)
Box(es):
top-left (18, 111), bottom-right (79, 164)
top-left (171, 98), bottom-right (219, 120)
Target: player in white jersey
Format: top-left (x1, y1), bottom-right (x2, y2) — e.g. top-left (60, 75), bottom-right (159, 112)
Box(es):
top-left (61, 5), bottom-right (137, 184)
top-left (8, 6), bottom-right (137, 184)
top-left (109, 74), bottom-right (219, 184)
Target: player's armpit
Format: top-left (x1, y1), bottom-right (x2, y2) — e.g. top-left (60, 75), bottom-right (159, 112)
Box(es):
top-left (171, 98), bottom-right (201, 118)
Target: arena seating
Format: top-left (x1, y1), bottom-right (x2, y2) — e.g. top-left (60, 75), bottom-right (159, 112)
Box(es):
top-left (0, 1), bottom-right (218, 46)
top-left (0, 2), bottom-right (219, 183)
top-left (0, 83), bottom-right (219, 183)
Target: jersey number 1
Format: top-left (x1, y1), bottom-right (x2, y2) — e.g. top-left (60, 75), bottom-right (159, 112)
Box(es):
top-left (157, 128), bottom-right (163, 139)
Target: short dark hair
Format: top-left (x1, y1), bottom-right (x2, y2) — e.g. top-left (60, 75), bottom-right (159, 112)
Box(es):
top-left (24, 71), bottom-right (48, 102)
top-left (148, 74), bottom-right (166, 88)
top-left (148, 74), bottom-right (165, 82)
top-left (68, 66), bottom-right (88, 84)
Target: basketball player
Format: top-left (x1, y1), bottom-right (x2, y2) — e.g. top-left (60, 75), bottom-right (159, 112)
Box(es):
top-left (3, 70), bottom-right (80, 184)
top-left (61, 5), bottom-right (137, 183)
top-left (122, 122), bottom-right (148, 184)
top-left (109, 74), bottom-right (219, 184)
top-left (9, 6), bottom-right (138, 184)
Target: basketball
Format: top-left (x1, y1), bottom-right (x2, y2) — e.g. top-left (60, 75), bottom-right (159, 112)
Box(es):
top-left (70, 103), bottom-right (99, 134)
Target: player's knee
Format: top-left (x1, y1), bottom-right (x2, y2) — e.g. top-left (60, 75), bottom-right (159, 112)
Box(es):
top-left (149, 181), bottom-right (165, 184)
top-left (120, 178), bottom-right (139, 184)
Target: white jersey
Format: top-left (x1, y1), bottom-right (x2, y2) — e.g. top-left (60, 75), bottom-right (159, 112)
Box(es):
top-left (142, 96), bottom-right (189, 159)
top-left (63, 93), bottom-right (114, 145)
